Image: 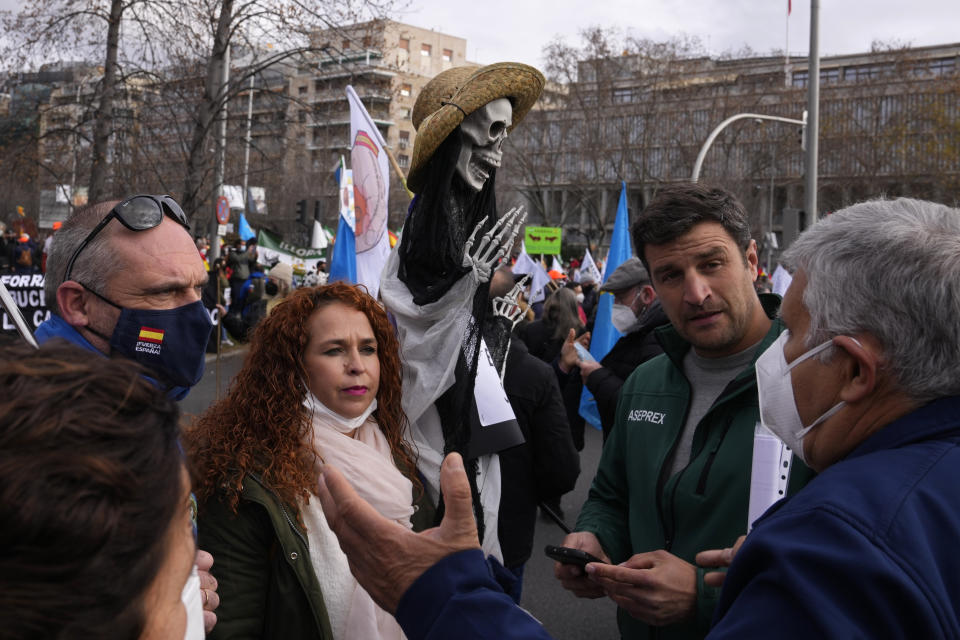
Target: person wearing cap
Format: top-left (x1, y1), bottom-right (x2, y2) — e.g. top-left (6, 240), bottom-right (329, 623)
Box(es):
top-left (42, 221), bottom-right (62, 273)
top-left (559, 256), bottom-right (670, 439)
top-left (378, 61), bottom-right (544, 562)
top-left (12, 232), bottom-right (39, 275)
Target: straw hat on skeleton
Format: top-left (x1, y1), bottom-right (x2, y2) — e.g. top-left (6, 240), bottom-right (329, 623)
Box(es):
top-left (407, 62), bottom-right (545, 193)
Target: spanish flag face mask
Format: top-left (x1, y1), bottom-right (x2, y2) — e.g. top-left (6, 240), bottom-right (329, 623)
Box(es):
top-left (82, 284), bottom-right (212, 391)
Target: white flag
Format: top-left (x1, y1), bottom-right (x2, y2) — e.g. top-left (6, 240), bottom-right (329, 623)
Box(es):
top-left (580, 248), bottom-right (602, 284)
top-left (347, 85), bottom-right (391, 298)
top-left (771, 264), bottom-right (793, 297)
top-left (311, 219), bottom-right (329, 249)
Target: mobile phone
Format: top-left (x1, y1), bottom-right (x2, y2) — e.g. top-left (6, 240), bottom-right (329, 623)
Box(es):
top-left (574, 342), bottom-right (597, 363)
top-left (544, 545), bottom-right (605, 568)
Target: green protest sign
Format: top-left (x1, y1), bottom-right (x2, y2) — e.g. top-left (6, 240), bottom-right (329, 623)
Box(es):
top-left (524, 226), bottom-right (562, 255)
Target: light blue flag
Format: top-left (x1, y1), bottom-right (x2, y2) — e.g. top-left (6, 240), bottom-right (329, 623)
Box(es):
top-left (579, 181), bottom-right (633, 430)
top-left (328, 157), bottom-right (357, 285)
top-left (237, 212), bottom-right (256, 242)
top-left (328, 215), bottom-right (357, 285)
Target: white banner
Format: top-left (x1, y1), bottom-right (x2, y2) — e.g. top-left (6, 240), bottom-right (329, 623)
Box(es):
top-left (347, 84), bottom-right (391, 299)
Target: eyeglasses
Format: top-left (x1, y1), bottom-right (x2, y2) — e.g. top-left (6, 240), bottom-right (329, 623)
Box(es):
top-left (64, 195), bottom-right (190, 282)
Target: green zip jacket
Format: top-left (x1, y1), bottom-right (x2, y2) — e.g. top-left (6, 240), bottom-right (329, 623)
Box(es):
top-left (199, 474), bottom-right (334, 640)
top-left (575, 295), bottom-right (815, 640)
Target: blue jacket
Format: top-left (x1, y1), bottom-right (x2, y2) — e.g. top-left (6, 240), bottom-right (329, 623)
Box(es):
top-left (396, 550), bottom-right (553, 640)
top-left (709, 395), bottom-right (960, 639)
top-left (35, 314), bottom-right (191, 400)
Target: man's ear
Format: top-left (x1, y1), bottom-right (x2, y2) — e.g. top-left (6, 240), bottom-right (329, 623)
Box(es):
top-left (56, 281), bottom-right (91, 327)
top-left (639, 284), bottom-right (656, 307)
top-left (835, 335), bottom-right (879, 404)
top-left (745, 239), bottom-right (759, 281)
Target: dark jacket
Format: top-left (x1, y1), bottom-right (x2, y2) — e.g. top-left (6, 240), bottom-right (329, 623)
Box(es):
top-left (710, 395), bottom-right (960, 639)
top-left (521, 319), bottom-right (587, 450)
top-left (498, 339), bottom-right (580, 568)
top-left (199, 474), bottom-right (334, 640)
top-left (576, 295), bottom-right (816, 639)
top-left (518, 318), bottom-right (564, 364)
top-left (584, 300), bottom-right (670, 439)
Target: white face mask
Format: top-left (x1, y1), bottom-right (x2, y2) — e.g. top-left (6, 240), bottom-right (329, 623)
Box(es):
top-left (610, 289), bottom-right (640, 334)
top-left (575, 292), bottom-right (585, 304)
top-left (611, 304), bottom-right (637, 333)
top-left (181, 566), bottom-right (205, 640)
top-left (303, 390), bottom-right (378, 433)
top-left (755, 331), bottom-right (861, 463)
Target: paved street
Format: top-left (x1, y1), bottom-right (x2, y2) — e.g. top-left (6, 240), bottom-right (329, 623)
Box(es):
top-left (180, 348), bottom-right (621, 639)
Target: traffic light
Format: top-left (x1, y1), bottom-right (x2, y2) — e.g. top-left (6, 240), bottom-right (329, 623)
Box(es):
top-left (798, 124), bottom-right (807, 151)
top-left (313, 200), bottom-right (321, 223)
top-left (296, 199), bottom-right (307, 226)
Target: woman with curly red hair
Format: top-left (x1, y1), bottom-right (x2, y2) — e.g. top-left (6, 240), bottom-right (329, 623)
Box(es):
top-left (187, 282), bottom-right (420, 640)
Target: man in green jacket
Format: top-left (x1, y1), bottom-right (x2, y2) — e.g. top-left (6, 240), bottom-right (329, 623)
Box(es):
top-left (555, 183), bottom-right (814, 639)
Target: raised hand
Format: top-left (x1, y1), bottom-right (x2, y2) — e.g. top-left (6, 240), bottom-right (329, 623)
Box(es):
top-left (462, 206), bottom-right (527, 283)
top-left (491, 275), bottom-right (529, 329)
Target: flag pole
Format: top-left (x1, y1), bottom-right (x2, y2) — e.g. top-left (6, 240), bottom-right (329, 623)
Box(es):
top-left (785, 0), bottom-right (791, 86)
top-left (382, 144), bottom-right (415, 200)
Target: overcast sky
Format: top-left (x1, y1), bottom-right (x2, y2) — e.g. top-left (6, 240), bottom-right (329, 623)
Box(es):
top-left (1, 0), bottom-right (957, 69)
top-left (398, 0), bottom-right (960, 66)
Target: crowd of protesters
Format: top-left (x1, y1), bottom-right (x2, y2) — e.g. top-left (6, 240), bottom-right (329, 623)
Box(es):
top-left (2, 183), bottom-right (960, 640)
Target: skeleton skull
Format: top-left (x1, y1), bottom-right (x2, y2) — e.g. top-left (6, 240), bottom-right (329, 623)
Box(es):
top-left (455, 98), bottom-right (512, 192)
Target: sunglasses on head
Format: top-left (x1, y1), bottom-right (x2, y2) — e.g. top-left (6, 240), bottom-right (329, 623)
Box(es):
top-left (64, 195), bottom-right (190, 282)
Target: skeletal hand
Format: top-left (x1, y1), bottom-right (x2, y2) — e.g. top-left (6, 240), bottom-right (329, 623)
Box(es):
top-left (462, 206), bottom-right (527, 283)
top-left (491, 275), bottom-right (528, 329)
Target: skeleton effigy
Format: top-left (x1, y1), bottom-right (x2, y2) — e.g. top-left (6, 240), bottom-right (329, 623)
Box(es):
top-left (380, 62), bottom-right (545, 559)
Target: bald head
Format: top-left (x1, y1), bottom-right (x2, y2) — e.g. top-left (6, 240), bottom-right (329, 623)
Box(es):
top-left (489, 267), bottom-right (515, 299)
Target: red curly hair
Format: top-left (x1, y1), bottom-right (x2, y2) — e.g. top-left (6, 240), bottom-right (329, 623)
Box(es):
top-left (187, 282), bottom-right (418, 513)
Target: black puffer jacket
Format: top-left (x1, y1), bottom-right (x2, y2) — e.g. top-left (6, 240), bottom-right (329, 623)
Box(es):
top-left (584, 300), bottom-right (671, 440)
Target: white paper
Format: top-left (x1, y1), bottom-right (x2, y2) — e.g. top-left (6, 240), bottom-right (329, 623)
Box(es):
top-left (748, 422), bottom-right (792, 531)
top-left (474, 340), bottom-right (517, 427)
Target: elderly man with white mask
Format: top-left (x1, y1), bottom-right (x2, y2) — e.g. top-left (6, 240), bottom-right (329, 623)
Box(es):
top-left (700, 197), bottom-right (960, 638)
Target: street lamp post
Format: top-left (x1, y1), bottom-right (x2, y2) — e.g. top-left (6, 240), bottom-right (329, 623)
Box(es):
top-left (690, 112), bottom-right (807, 183)
top-left (805, 0), bottom-right (821, 223)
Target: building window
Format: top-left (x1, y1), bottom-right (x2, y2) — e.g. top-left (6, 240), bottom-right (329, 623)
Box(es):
top-left (398, 154), bottom-right (409, 168)
top-left (926, 57), bottom-right (956, 76)
top-left (400, 83), bottom-right (412, 97)
top-left (342, 39), bottom-right (350, 50)
top-left (820, 68), bottom-right (840, 84)
top-left (399, 37), bottom-right (409, 51)
top-left (612, 87), bottom-right (633, 104)
top-left (398, 130), bottom-right (410, 149)
top-left (443, 48), bottom-right (453, 62)
top-left (421, 43), bottom-right (431, 57)
top-left (362, 35), bottom-right (371, 47)
top-left (298, 110), bottom-right (306, 123)
top-left (792, 70), bottom-right (808, 88)
top-left (401, 107), bottom-right (412, 119)
top-left (298, 85), bottom-right (307, 95)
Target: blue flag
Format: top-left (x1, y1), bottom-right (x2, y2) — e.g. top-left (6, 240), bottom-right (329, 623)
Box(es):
top-left (328, 158), bottom-right (357, 285)
top-left (580, 182), bottom-right (633, 430)
top-left (329, 215), bottom-right (357, 285)
top-left (237, 212), bottom-right (256, 242)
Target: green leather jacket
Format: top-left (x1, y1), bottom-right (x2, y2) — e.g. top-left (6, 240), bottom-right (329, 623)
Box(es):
top-left (576, 295), bottom-right (816, 640)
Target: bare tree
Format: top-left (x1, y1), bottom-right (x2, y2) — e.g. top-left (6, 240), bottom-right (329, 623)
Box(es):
top-left (169, 1), bottom-right (400, 230)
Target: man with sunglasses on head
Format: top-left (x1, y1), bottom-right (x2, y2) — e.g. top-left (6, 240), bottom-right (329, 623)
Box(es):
top-left (36, 195), bottom-right (220, 636)
top-left (38, 196), bottom-right (212, 400)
